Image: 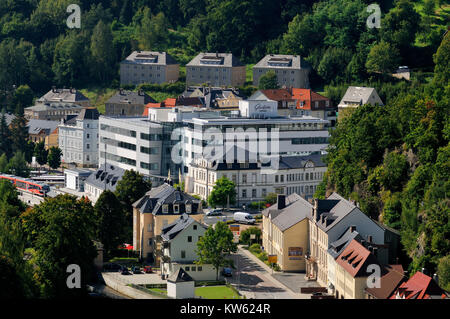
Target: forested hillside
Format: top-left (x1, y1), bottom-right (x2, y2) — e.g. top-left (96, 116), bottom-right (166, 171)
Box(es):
top-left (316, 32), bottom-right (449, 285)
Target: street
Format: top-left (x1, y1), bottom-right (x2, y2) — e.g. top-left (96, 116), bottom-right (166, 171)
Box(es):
top-left (226, 249), bottom-right (300, 299)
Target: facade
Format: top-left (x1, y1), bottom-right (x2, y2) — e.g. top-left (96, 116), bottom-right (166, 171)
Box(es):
top-left (63, 169), bottom-right (93, 192)
top-left (186, 53), bottom-right (246, 87)
top-left (334, 239), bottom-right (381, 299)
top-left (262, 194), bottom-right (311, 271)
top-left (292, 89), bottom-right (337, 127)
top-left (132, 183), bottom-right (204, 263)
top-left (249, 89), bottom-right (298, 117)
top-left (120, 51), bottom-right (179, 85)
top-left (338, 86), bottom-right (384, 112)
top-left (59, 108), bottom-right (100, 167)
top-left (253, 54), bottom-right (310, 88)
top-left (84, 164), bottom-right (125, 204)
top-left (305, 193), bottom-right (397, 288)
top-left (187, 154), bottom-right (327, 205)
top-left (24, 102), bottom-right (85, 121)
top-left (105, 89), bottom-right (156, 117)
top-left (161, 214), bottom-right (218, 281)
top-left (37, 87), bottom-right (90, 108)
top-left (167, 268), bottom-right (195, 299)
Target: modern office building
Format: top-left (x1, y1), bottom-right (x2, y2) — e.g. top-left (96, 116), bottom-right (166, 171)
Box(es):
top-left (253, 54), bottom-right (310, 88)
top-left (186, 53), bottom-right (246, 87)
top-left (120, 51), bottom-right (180, 85)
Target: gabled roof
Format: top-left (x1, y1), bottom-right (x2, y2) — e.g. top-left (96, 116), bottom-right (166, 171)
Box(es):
top-left (161, 214), bottom-right (207, 241)
top-left (257, 89), bottom-right (294, 102)
top-left (328, 227), bottom-right (363, 260)
top-left (336, 239), bottom-right (381, 278)
top-left (106, 90), bottom-right (156, 105)
top-left (167, 267), bottom-right (194, 283)
top-left (271, 194), bottom-right (312, 231)
top-left (254, 54), bottom-right (305, 70)
top-left (187, 53), bottom-right (244, 67)
top-left (38, 88), bottom-right (89, 104)
top-left (27, 119), bottom-right (59, 136)
top-left (311, 193), bottom-right (357, 232)
top-left (338, 86), bottom-right (384, 107)
top-left (84, 164), bottom-right (125, 192)
top-left (391, 271), bottom-right (448, 299)
top-left (291, 88), bottom-right (331, 110)
top-left (365, 264), bottom-right (405, 299)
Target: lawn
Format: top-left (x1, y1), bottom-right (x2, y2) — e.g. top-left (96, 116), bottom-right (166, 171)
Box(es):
top-left (246, 64), bottom-right (254, 84)
top-left (195, 285), bottom-right (241, 299)
top-left (80, 87), bottom-right (116, 114)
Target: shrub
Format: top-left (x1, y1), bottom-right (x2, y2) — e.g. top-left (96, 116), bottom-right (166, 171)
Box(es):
top-left (249, 243), bottom-right (261, 254)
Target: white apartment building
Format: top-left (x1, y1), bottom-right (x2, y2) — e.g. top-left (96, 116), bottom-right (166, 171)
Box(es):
top-left (186, 153), bottom-right (327, 205)
top-left (58, 108), bottom-right (100, 167)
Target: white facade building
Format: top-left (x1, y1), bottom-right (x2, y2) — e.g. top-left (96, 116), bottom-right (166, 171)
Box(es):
top-left (59, 108), bottom-right (100, 167)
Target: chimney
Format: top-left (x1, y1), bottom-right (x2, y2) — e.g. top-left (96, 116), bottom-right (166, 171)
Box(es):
top-left (52, 85), bottom-right (56, 93)
top-left (138, 89), bottom-right (143, 96)
top-left (277, 194), bottom-right (286, 210)
top-left (119, 88), bottom-right (124, 95)
top-left (350, 225), bottom-right (356, 233)
top-left (368, 235), bottom-right (373, 243)
top-left (372, 247), bottom-right (378, 257)
top-left (433, 274), bottom-right (439, 284)
top-left (368, 246), bottom-right (373, 253)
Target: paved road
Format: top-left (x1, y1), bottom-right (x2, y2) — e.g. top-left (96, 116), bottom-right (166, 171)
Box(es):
top-left (226, 250), bottom-right (299, 299)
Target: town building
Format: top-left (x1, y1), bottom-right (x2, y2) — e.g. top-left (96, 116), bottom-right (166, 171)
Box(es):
top-left (120, 51), bottom-right (180, 85)
top-left (59, 108), bottom-right (100, 167)
top-left (186, 154), bottom-right (327, 205)
top-left (390, 271), bottom-right (448, 299)
top-left (305, 193), bottom-right (399, 288)
top-left (182, 86), bottom-right (244, 110)
top-left (37, 87), bottom-right (90, 108)
top-left (292, 89), bottom-right (337, 127)
top-left (24, 102), bottom-right (85, 121)
top-left (337, 86), bottom-right (384, 113)
top-left (262, 194), bottom-right (312, 271)
top-left (27, 119), bottom-right (59, 148)
top-left (84, 164), bottom-right (125, 204)
top-left (105, 89), bottom-right (156, 117)
top-left (167, 268), bottom-right (195, 299)
top-left (334, 239), bottom-right (382, 299)
top-left (365, 264), bottom-right (405, 299)
top-left (132, 183), bottom-right (204, 263)
top-left (249, 89), bottom-right (298, 116)
top-left (253, 54), bottom-right (310, 88)
top-left (161, 213), bottom-right (218, 281)
top-left (186, 53), bottom-right (246, 87)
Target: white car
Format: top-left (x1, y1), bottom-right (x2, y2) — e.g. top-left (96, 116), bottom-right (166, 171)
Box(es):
top-left (206, 209), bottom-right (223, 216)
top-left (233, 212), bottom-right (255, 224)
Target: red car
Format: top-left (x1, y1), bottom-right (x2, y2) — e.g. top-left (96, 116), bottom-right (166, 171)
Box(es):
top-left (143, 266), bottom-right (153, 273)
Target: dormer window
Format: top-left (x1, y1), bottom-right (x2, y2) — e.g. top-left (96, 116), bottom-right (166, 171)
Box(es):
top-left (174, 204), bottom-right (180, 214)
top-left (162, 204), bottom-right (169, 214)
top-left (186, 204), bottom-right (192, 214)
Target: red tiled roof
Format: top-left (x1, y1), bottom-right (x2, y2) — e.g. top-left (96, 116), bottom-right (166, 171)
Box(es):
top-left (292, 88), bottom-right (330, 109)
top-left (390, 271), bottom-right (448, 299)
top-left (336, 239), bottom-right (380, 278)
top-left (260, 89), bottom-right (294, 102)
top-left (365, 264), bottom-right (405, 299)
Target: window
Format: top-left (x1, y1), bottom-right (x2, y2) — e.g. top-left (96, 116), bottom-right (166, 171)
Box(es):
top-left (242, 189), bottom-right (247, 198)
top-left (193, 225), bottom-right (197, 230)
top-left (198, 266), bottom-right (202, 271)
top-left (185, 266), bottom-right (190, 271)
top-left (162, 204), bottom-right (169, 213)
top-left (181, 251), bottom-right (186, 259)
top-left (191, 266), bottom-right (196, 271)
top-left (174, 204), bottom-right (179, 213)
top-left (86, 133), bottom-right (90, 139)
top-left (252, 189), bottom-right (257, 198)
top-left (86, 144), bottom-right (90, 149)
top-left (188, 236), bottom-right (192, 242)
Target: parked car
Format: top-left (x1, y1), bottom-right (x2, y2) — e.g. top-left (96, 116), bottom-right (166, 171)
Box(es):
top-left (233, 212), bottom-right (255, 224)
top-left (120, 267), bottom-right (131, 275)
top-left (206, 209), bottom-right (223, 216)
top-left (143, 266), bottom-right (153, 273)
top-left (222, 267), bottom-right (232, 277)
top-left (131, 266), bottom-right (141, 274)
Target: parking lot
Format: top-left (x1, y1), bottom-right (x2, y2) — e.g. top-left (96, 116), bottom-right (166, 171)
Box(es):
top-left (102, 272), bottom-right (166, 285)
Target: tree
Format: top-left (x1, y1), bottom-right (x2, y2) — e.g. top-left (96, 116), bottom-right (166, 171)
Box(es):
top-left (207, 176), bottom-right (236, 209)
top-left (258, 71), bottom-right (279, 90)
top-left (47, 146), bottom-right (61, 171)
top-left (136, 8), bottom-right (169, 51)
top-left (0, 179), bottom-right (26, 218)
top-left (264, 193), bottom-right (278, 206)
top-left (196, 221), bottom-right (237, 280)
top-left (94, 191), bottom-right (127, 257)
top-left (365, 41), bottom-right (401, 74)
top-left (10, 85), bottom-right (33, 115)
top-left (437, 255), bottom-right (450, 292)
top-left (423, 0), bottom-right (436, 16)
top-left (33, 141), bottom-right (48, 170)
top-left (6, 151), bottom-right (29, 178)
top-left (9, 113), bottom-right (28, 154)
top-left (239, 227), bottom-right (262, 246)
top-left (20, 194), bottom-right (97, 298)
top-left (119, 0), bottom-right (133, 25)
top-left (90, 21), bottom-right (116, 84)
top-left (0, 109), bottom-right (11, 156)
top-left (0, 154), bottom-right (7, 173)
top-left (0, 255), bottom-right (24, 299)
top-left (433, 32), bottom-right (449, 86)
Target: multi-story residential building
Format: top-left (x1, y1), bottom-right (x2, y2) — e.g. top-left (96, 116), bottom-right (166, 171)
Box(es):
top-left (186, 154), bottom-right (327, 205)
top-left (120, 51), bottom-right (180, 85)
top-left (84, 164), bottom-right (125, 204)
top-left (132, 183), bottom-right (204, 263)
top-left (105, 89), bottom-right (156, 117)
top-left (37, 87), bottom-right (90, 108)
top-left (59, 108), bottom-right (100, 167)
top-left (337, 86), bottom-right (384, 113)
top-left (161, 213), bottom-right (219, 281)
top-left (334, 239), bottom-right (382, 299)
top-left (305, 193), bottom-right (399, 288)
top-left (27, 119), bottom-right (59, 148)
top-left (261, 194), bottom-right (312, 271)
top-left (24, 102), bottom-right (85, 121)
top-left (253, 54), bottom-right (310, 88)
top-left (186, 53), bottom-right (246, 87)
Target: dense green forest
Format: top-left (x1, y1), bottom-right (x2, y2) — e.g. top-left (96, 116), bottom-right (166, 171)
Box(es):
top-left (316, 31), bottom-right (449, 288)
top-left (0, 0), bottom-right (448, 102)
